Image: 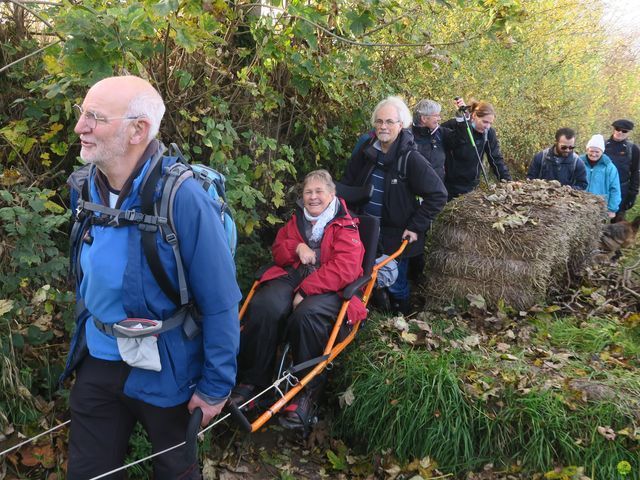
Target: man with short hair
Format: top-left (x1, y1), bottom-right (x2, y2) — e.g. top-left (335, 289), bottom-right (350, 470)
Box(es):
top-left (527, 127), bottom-right (587, 189)
top-left (411, 99), bottom-right (450, 182)
top-left (63, 76), bottom-right (240, 479)
top-left (605, 119), bottom-right (639, 221)
top-left (342, 96), bottom-right (447, 314)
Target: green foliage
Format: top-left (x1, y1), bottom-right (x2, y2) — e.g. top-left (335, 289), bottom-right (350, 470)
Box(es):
top-left (2, 0), bottom-right (640, 475)
top-left (0, 187), bottom-right (69, 295)
top-left (0, 184), bottom-right (73, 429)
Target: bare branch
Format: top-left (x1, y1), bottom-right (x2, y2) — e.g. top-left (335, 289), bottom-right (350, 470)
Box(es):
top-left (237, 3), bottom-right (482, 49)
top-left (0, 39), bottom-right (61, 74)
top-left (5, 0), bottom-right (66, 41)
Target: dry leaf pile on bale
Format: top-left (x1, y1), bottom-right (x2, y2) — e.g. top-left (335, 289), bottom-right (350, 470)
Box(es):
top-left (424, 180), bottom-right (606, 309)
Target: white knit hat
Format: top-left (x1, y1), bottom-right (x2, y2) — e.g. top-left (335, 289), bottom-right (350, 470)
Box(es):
top-left (586, 134), bottom-right (605, 151)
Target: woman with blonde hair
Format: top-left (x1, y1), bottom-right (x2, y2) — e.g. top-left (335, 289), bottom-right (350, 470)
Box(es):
top-left (230, 169), bottom-right (366, 429)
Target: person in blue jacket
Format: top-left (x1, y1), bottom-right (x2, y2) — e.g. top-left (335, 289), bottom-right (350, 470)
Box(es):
top-left (581, 134), bottom-right (622, 218)
top-left (63, 76), bottom-right (241, 479)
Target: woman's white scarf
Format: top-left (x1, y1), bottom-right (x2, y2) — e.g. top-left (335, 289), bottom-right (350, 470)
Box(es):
top-left (304, 196), bottom-right (339, 243)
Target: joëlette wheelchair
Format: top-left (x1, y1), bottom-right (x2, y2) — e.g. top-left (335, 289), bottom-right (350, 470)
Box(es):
top-left (227, 183), bottom-right (408, 435)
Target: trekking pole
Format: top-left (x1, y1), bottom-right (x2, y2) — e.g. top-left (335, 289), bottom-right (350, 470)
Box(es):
top-left (184, 407), bottom-right (203, 465)
top-left (454, 97), bottom-right (490, 187)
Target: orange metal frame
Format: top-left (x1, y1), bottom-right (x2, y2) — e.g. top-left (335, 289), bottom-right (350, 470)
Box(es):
top-left (237, 239), bottom-right (408, 432)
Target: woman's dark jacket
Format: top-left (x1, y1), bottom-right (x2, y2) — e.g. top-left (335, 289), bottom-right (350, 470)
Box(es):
top-left (442, 117), bottom-right (511, 198)
top-left (341, 128), bottom-right (447, 258)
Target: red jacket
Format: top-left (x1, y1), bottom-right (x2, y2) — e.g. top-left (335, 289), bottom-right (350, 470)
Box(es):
top-left (260, 198), bottom-right (367, 324)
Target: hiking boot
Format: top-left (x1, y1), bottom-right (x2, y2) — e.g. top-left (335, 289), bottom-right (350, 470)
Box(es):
top-left (279, 389), bottom-right (318, 430)
top-left (370, 287), bottom-right (392, 312)
top-left (391, 297), bottom-right (411, 315)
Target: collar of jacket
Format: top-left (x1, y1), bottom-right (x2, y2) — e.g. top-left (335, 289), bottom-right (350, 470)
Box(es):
top-left (581, 153), bottom-right (613, 167)
top-left (607, 137), bottom-right (629, 146)
top-left (364, 128), bottom-right (417, 167)
top-left (294, 197), bottom-right (355, 242)
top-left (93, 139), bottom-right (161, 207)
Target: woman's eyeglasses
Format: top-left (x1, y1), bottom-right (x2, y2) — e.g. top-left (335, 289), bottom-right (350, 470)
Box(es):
top-left (614, 127), bottom-right (630, 134)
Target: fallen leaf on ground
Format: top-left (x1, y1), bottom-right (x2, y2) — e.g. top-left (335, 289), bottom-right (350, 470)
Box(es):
top-left (597, 426), bottom-right (616, 441)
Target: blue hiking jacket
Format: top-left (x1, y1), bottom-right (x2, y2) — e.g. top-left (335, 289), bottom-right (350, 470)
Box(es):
top-left (66, 151), bottom-right (241, 407)
top-left (581, 153), bottom-right (622, 213)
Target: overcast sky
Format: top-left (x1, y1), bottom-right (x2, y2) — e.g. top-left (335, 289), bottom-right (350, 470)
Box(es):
top-left (601, 0), bottom-right (640, 51)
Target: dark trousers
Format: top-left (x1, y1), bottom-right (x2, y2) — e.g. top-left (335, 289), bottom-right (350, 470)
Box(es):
top-left (68, 355), bottom-right (201, 480)
top-left (237, 274), bottom-right (347, 389)
top-left (613, 210), bottom-right (627, 223)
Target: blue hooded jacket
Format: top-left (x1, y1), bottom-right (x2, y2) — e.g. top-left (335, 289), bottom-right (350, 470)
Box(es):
top-left (66, 149), bottom-right (241, 407)
top-left (581, 153), bottom-right (622, 213)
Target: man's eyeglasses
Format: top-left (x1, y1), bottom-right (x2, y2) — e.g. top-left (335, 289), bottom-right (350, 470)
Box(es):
top-left (558, 145), bottom-right (576, 151)
top-left (374, 119), bottom-right (401, 127)
top-left (614, 127), bottom-right (630, 134)
top-left (73, 104), bottom-right (145, 129)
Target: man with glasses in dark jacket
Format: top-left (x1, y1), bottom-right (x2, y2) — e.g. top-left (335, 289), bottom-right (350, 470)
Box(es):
top-left (342, 96), bottom-right (447, 314)
top-left (605, 119), bottom-right (639, 222)
top-left (527, 127), bottom-right (587, 190)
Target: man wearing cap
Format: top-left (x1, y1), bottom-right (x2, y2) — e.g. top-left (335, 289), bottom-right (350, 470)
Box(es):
top-left (411, 99), bottom-right (452, 182)
top-left (605, 119), bottom-right (639, 221)
top-left (527, 127), bottom-right (587, 190)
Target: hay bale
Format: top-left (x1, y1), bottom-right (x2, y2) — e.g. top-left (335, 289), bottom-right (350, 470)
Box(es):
top-left (424, 180), bottom-right (606, 309)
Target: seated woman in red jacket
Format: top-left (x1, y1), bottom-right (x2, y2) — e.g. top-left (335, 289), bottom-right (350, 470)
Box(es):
top-left (230, 169), bottom-right (366, 428)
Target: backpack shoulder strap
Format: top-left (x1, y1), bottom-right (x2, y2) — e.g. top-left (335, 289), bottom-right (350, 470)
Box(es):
top-left (397, 150), bottom-right (411, 179)
top-left (68, 164), bottom-right (96, 284)
top-left (538, 148), bottom-right (551, 178)
top-left (139, 148), bottom-right (189, 307)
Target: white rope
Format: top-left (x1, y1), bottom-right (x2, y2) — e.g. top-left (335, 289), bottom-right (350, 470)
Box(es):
top-left (1, 374), bottom-right (297, 478)
top-left (0, 419), bottom-right (71, 457)
top-left (88, 374), bottom-right (296, 480)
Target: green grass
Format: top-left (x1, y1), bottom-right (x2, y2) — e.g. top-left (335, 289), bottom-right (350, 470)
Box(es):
top-left (333, 313), bottom-right (640, 478)
top-left (535, 315), bottom-right (640, 359)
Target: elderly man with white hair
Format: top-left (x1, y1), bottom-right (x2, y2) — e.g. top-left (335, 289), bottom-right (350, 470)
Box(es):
top-left (342, 96), bottom-right (447, 314)
top-left (63, 75), bottom-right (240, 479)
